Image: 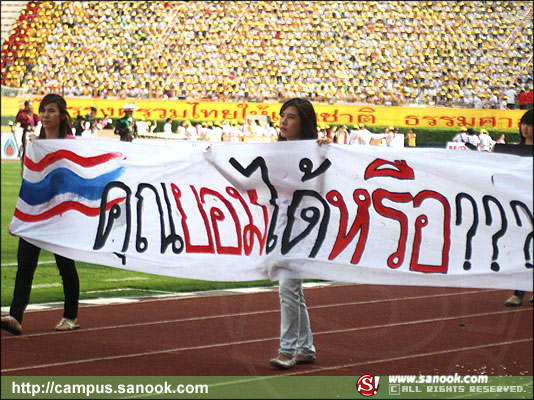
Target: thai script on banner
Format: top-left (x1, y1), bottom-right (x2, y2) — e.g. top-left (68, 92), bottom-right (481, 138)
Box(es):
top-left (1, 97), bottom-right (525, 131)
top-left (8, 139), bottom-right (533, 290)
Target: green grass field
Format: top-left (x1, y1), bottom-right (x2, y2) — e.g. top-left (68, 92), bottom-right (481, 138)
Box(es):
top-left (1, 161), bottom-right (275, 306)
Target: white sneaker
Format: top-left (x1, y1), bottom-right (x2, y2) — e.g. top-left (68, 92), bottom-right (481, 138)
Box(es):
top-left (55, 318), bottom-right (80, 331)
top-left (295, 353), bottom-right (317, 364)
top-left (269, 353), bottom-right (296, 369)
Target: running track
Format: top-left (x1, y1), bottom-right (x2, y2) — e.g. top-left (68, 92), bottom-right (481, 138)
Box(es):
top-left (1, 283), bottom-right (532, 376)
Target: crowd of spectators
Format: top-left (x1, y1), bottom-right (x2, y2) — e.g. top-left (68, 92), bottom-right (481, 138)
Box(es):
top-left (2, 1), bottom-right (533, 108)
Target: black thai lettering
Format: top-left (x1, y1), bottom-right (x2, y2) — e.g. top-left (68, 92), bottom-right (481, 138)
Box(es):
top-left (282, 190), bottom-right (330, 258)
top-left (229, 156), bottom-right (279, 253)
top-left (93, 182), bottom-right (132, 252)
top-left (299, 158), bottom-right (332, 182)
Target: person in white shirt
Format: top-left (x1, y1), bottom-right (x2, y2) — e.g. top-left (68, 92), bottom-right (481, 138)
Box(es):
top-left (163, 118), bottom-right (173, 134)
top-left (452, 127), bottom-right (469, 142)
top-left (504, 87), bottom-right (517, 109)
top-left (478, 129), bottom-right (495, 152)
top-left (230, 122), bottom-right (242, 142)
top-left (466, 128), bottom-right (480, 149)
top-left (348, 125), bottom-right (363, 145)
top-left (136, 118), bottom-right (150, 135)
top-left (211, 122), bottom-right (223, 142)
top-left (221, 121), bottom-right (231, 142)
top-left (352, 124), bottom-right (372, 145)
top-left (176, 121), bottom-right (187, 139)
top-left (266, 122), bottom-right (277, 141)
top-left (186, 122), bottom-right (197, 141)
top-left (473, 96), bottom-right (483, 109)
top-left (81, 121), bottom-right (93, 137)
top-left (385, 127), bottom-right (396, 147)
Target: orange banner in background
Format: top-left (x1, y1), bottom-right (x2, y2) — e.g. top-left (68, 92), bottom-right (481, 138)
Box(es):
top-left (2, 97), bottom-right (525, 131)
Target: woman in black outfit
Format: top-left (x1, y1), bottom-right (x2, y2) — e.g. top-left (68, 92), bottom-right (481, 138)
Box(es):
top-left (1, 94), bottom-right (80, 335)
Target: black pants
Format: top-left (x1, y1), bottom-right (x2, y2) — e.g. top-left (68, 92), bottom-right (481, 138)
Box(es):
top-left (10, 238), bottom-right (79, 324)
top-left (514, 290), bottom-right (525, 299)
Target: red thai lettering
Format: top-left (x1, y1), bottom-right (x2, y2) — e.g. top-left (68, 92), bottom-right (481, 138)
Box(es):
top-left (364, 159), bottom-right (415, 180)
top-left (439, 116), bottom-right (455, 126)
top-left (479, 117), bottom-right (496, 127)
top-left (153, 108), bottom-right (167, 119)
top-left (200, 187), bottom-right (242, 255)
top-left (319, 109), bottom-right (339, 123)
top-left (201, 108), bottom-right (219, 119)
top-left (171, 184), bottom-right (215, 254)
top-left (422, 116), bottom-right (438, 126)
top-left (222, 109), bottom-right (238, 119)
top-left (410, 190), bottom-right (451, 274)
top-left (226, 187), bottom-right (267, 256)
top-left (339, 112), bottom-right (354, 123)
top-left (405, 115), bottom-right (419, 126)
top-left (326, 189), bottom-right (371, 264)
top-left (456, 116), bottom-right (475, 127)
top-left (372, 190), bottom-right (413, 269)
top-left (187, 102), bottom-right (200, 118)
top-left (137, 108), bottom-right (152, 118)
top-left (168, 108), bottom-right (178, 119)
top-left (237, 103), bottom-right (249, 119)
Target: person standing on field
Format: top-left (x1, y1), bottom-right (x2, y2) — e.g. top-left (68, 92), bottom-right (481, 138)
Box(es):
top-left (1, 94), bottom-right (80, 335)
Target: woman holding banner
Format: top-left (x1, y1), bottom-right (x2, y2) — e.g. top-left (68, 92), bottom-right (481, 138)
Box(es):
top-left (1, 94), bottom-right (80, 335)
top-left (269, 98), bottom-right (330, 369)
top-left (499, 109), bottom-right (533, 306)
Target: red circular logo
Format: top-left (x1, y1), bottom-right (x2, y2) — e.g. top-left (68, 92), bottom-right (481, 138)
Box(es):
top-left (356, 375), bottom-right (380, 397)
top-left (6, 143), bottom-right (14, 156)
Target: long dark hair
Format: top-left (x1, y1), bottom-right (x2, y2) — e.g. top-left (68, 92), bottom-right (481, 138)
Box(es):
top-left (277, 98), bottom-right (318, 141)
top-left (519, 109), bottom-right (533, 145)
top-left (38, 93), bottom-right (73, 139)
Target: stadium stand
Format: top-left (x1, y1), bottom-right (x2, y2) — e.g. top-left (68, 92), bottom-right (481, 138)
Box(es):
top-left (1, 1), bottom-right (532, 108)
top-left (0, 1), bottom-right (28, 43)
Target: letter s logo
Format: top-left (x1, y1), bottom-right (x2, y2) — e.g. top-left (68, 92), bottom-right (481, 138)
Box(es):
top-left (357, 375), bottom-right (380, 397)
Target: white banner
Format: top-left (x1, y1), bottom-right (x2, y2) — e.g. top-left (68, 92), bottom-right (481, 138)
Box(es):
top-left (8, 138), bottom-right (533, 290)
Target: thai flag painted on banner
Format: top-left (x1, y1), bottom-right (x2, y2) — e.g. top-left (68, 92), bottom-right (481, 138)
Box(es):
top-left (14, 150), bottom-right (126, 222)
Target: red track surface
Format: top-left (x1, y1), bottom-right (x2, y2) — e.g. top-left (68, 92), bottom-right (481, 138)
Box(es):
top-left (1, 284), bottom-right (532, 376)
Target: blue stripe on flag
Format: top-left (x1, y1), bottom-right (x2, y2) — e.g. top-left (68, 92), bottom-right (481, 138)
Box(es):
top-left (19, 167), bottom-right (124, 206)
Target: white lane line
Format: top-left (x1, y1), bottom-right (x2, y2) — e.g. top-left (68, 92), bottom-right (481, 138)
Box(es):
top-left (273, 338), bottom-right (534, 377)
top-left (0, 289), bottom-right (500, 339)
top-left (203, 338), bottom-right (534, 388)
top-left (0, 282), bottom-right (334, 314)
top-left (1, 308), bottom-right (529, 373)
top-left (82, 288), bottom-right (174, 294)
top-left (123, 338), bottom-right (533, 399)
top-left (32, 283), bottom-right (62, 289)
top-left (103, 277), bottom-right (149, 282)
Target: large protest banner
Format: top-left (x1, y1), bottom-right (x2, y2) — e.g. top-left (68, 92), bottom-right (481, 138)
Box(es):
top-left (8, 139), bottom-right (533, 291)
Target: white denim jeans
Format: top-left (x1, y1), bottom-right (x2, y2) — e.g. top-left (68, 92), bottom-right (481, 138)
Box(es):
top-left (278, 279), bottom-right (316, 357)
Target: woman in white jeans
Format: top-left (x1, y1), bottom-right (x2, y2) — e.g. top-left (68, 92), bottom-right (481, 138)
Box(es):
top-left (269, 98), bottom-right (329, 369)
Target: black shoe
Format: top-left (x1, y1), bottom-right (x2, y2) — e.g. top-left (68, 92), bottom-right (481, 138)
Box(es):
top-left (1, 316), bottom-right (22, 335)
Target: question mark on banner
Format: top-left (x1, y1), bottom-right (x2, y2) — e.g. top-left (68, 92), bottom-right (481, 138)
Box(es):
top-left (455, 193), bottom-right (479, 271)
top-left (510, 200), bottom-right (534, 269)
top-left (483, 195), bottom-right (508, 272)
